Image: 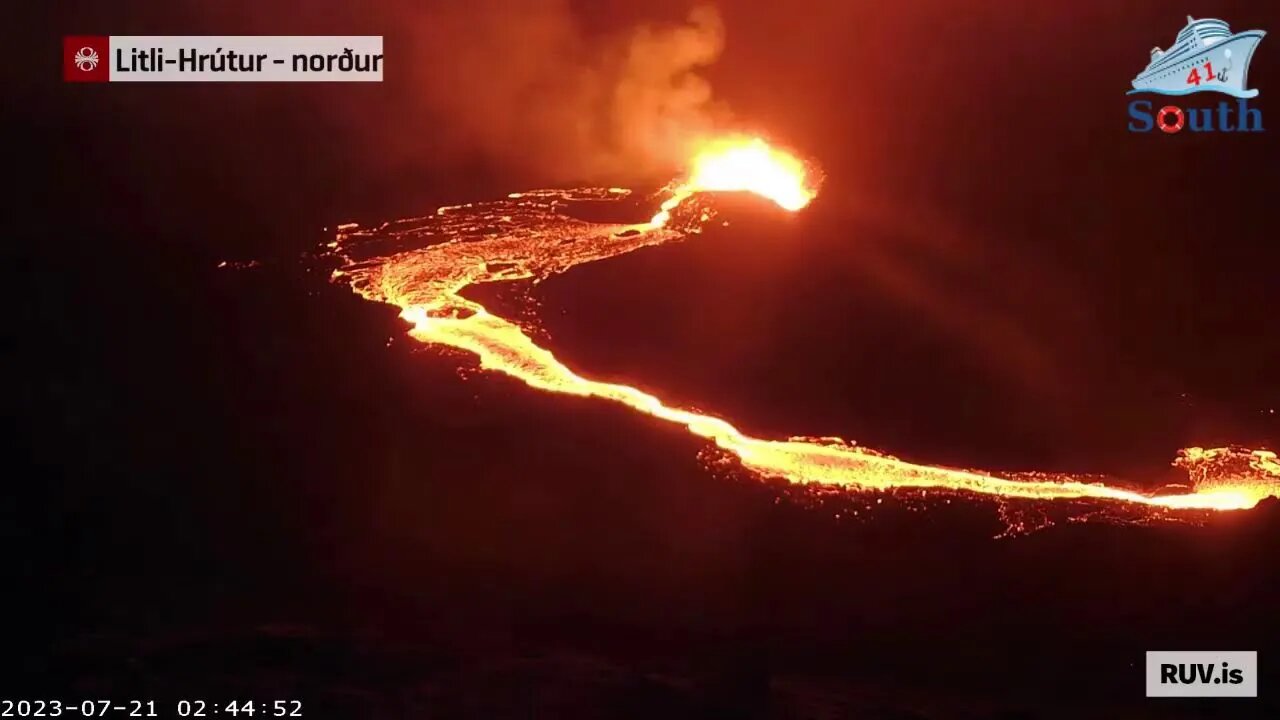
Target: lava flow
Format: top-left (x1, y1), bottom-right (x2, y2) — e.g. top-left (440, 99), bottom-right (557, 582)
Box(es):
top-left (326, 136), bottom-right (1278, 520)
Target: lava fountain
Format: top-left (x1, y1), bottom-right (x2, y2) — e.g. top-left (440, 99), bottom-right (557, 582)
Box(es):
top-left (326, 136), bottom-right (1278, 521)
top-left (647, 136), bottom-right (817, 227)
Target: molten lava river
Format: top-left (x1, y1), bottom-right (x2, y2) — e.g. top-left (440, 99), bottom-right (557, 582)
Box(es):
top-left (325, 137), bottom-right (1278, 530)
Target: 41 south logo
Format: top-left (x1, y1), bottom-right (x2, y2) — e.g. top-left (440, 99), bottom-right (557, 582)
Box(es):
top-left (1127, 15), bottom-right (1265, 133)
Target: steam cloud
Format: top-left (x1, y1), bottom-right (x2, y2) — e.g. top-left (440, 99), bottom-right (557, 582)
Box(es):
top-left (404, 1), bottom-right (729, 181)
top-left (161, 1), bottom-right (730, 184)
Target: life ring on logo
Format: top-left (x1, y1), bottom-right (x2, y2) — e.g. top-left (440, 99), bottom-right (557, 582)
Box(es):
top-left (1157, 106), bottom-right (1185, 134)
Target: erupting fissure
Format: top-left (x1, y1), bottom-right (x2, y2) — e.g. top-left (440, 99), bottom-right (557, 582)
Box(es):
top-left (326, 136), bottom-right (1278, 518)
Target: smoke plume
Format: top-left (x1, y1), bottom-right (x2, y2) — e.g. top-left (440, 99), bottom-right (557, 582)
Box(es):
top-left (98, 1), bottom-right (732, 185)
top-left (404, 1), bottom-right (729, 182)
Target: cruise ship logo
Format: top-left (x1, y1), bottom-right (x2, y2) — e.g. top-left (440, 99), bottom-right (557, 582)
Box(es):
top-left (1130, 15), bottom-right (1265, 98)
top-left (1127, 16), bottom-right (1265, 134)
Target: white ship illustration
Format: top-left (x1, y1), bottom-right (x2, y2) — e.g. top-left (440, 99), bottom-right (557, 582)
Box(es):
top-left (1130, 16), bottom-right (1265, 98)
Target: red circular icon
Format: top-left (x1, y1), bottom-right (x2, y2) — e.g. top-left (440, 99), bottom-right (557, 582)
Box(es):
top-left (1157, 106), bottom-right (1185, 134)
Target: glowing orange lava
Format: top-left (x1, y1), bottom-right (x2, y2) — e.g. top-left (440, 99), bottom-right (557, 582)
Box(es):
top-left (648, 136), bottom-right (817, 227)
top-left (327, 137), bottom-right (1278, 520)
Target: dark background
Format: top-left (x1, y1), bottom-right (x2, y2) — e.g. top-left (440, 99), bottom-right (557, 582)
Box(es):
top-left (9, 1), bottom-right (1280, 717)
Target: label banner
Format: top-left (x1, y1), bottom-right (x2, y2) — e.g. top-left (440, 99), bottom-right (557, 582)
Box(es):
top-left (63, 36), bottom-right (384, 82)
top-left (1145, 651), bottom-right (1258, 697)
